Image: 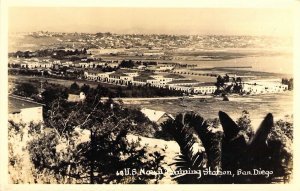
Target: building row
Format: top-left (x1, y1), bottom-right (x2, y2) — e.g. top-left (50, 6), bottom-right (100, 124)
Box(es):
top-left (9, 57), bottom-right (175, 72)
top-left (9, 58), bottom-right (120, 69)
top-left (241, 79), bottom-right (288, 94)
top-left (84, 69), bottom-right (217, 94)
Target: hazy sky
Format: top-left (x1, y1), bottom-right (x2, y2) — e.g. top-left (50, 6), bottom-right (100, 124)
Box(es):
top-left (9, 7), bottom-right (294, 36)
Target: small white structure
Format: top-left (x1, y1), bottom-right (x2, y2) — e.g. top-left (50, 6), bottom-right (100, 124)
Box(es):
top-left (156, 65), bottom-right (174, 71)
top-left (193, 84), bottom-right (217, 94)
top-left (84, 70), bottom-right (114, 81)
top-left (118, 69), bottom-right (139, 77)
top-left (8, 95), bottom-right (44, 123)
top-left (67, 92), bottom-right (86, 102)
top-left (151, 75), bottom-right (173, 85)
top-left (141, 108), bottom-right (174, 124)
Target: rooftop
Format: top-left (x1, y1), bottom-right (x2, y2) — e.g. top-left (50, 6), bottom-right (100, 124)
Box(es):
top-left (141, 108), bottom-right (166, 122)
top-left (167, 79), bottom-right (199, 84)
top-left (109, 73), bottom-right (128, 77)
top-left (198, 82), bottom-right (216, 86)
top-left (117, 69), bottom-right (138, 73)
top-left (8, 95), bottom-right (44, 113)
top-left (133, 76), bottom-right (155, 81)
top-left (85, 69), bottom-right (105, 74)
top-left (164, 74), bottom-right (185, 79)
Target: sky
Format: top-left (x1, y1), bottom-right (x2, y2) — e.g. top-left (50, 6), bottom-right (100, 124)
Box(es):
top-left (9, 7), bottom-right (294, 36)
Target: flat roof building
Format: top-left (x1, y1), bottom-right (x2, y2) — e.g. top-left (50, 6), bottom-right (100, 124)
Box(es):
top-left (8, 95), bottom-right (44, 123)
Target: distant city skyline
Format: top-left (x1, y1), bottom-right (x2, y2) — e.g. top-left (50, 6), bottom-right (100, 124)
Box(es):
top-left (9, 7), bottom-right (294, 37)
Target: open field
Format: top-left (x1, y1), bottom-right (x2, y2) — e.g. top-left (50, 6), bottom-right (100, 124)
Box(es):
top-left (127, 91), bottom-right (293, 130)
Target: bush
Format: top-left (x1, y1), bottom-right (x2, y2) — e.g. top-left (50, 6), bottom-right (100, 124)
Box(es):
top-left (162, 110), bottom-right (293, 184)
top-left (13, 83), bottom-right (39, 98)
top-left (26, 98), bottom-right (166, 184)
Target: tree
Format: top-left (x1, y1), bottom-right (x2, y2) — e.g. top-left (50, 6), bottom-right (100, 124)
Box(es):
top-left (162, 110), bottom-right (293, 183)
top-left (80, 84), bottom-right (90, 94)
top-left (41, 84), bottom-right (68, 110)
top-left (28, 98), bottom-right (165, 184)
top-left (119, 60), bottom-right (135, 68)
top-left (236, 110), bottom-right (254, 141)
top-left (215, 75), bottom-right (225, 90)
top-left (94, 84), bottom-right (109, 97)
top-left (116, 86), bottom-right (123, 97)
top-left (14, 83), bottom-right (38, 98)
top-left (70, 82), bottom-right (80, 94)
top-left (267, 116), bottom-right (293, 182)
top-left (162, 112), bottom-right (222, 183)
top-left (232, 83), bottom-right (242, 93)
top-left (282, 78), bottom-right (293, 90)
top-left (224, 74), bottom-right (230, 83)
top-left (236, 77), bottom-right (242, 83)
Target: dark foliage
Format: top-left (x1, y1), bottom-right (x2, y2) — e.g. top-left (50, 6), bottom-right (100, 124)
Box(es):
top-left (41, 84), bottom-right (68, 105)
top-left (10, 48), bottom-right (87, 59)
top-left (162, 113), bottom-right (208, 183)
top-left (28, 98), bottom-right (165, 184)
top-left (162, 110), bottom-right (293, 184)
top-left (13, 83), bottom-right (39, 98)
top-left (119, 60), bottom-right (135, 68)
top-left (282, 78), bottom-right (293, 90)
top-left (69, 82), bottom-right (80, 94)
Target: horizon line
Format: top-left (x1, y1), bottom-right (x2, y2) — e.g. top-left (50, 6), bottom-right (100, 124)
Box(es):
top-left (9, 31), bottom-right (293, 38)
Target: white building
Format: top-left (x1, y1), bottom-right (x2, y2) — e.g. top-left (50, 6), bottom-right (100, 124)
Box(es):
top-left (242, 80), bottom-right (288, 94)
top-left (78, 62), bottom-right (94, 68)
top-left (141, 108), bottom-right (174, 124)
top-left (67, 92), bottom-right (86, 102)
top-left (21, 61), bottom-right (53, 69)
top-left (146, 78), bottom-right (161, 86)
top-left (118, 69), bottom-right (139, 77)
top-left (193, 84), bottom-right (217, 94)
top-left (106, 62), bottom-right (120, 68)
top-left (168, 85), bottom-right (191, 93)
top-left (156, 65), bottom-right (174, 71)
top-left (84, 70), bottom-right (114, 81)
top-left (8, 95), bottom-right (44, 123)
top-left (151, 75), bottom-right (173, 85)
top-left (120, 75), bottom-right (133, 82)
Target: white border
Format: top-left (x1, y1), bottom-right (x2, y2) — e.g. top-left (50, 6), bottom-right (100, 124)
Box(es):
top-left (1, 0), bottom-right (299, 191)
top-left (5, 0), bottom-right (296, 8)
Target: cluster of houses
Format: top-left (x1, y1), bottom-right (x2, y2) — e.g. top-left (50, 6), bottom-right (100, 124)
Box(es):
top-left (84, 68), bottom-right (218, 95)
top-left (9, 56), bottom-right (177, 72)
top-left (9, 56), bottom-right (289, 95)
top-left (8, 58), bottom-right (54, 69)
top-left (83, 68), bottom-right (289, 95)
top-left (9, 57), bottom-right (120, 70)
top-left (241, 79), bottom-right (288, 94)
